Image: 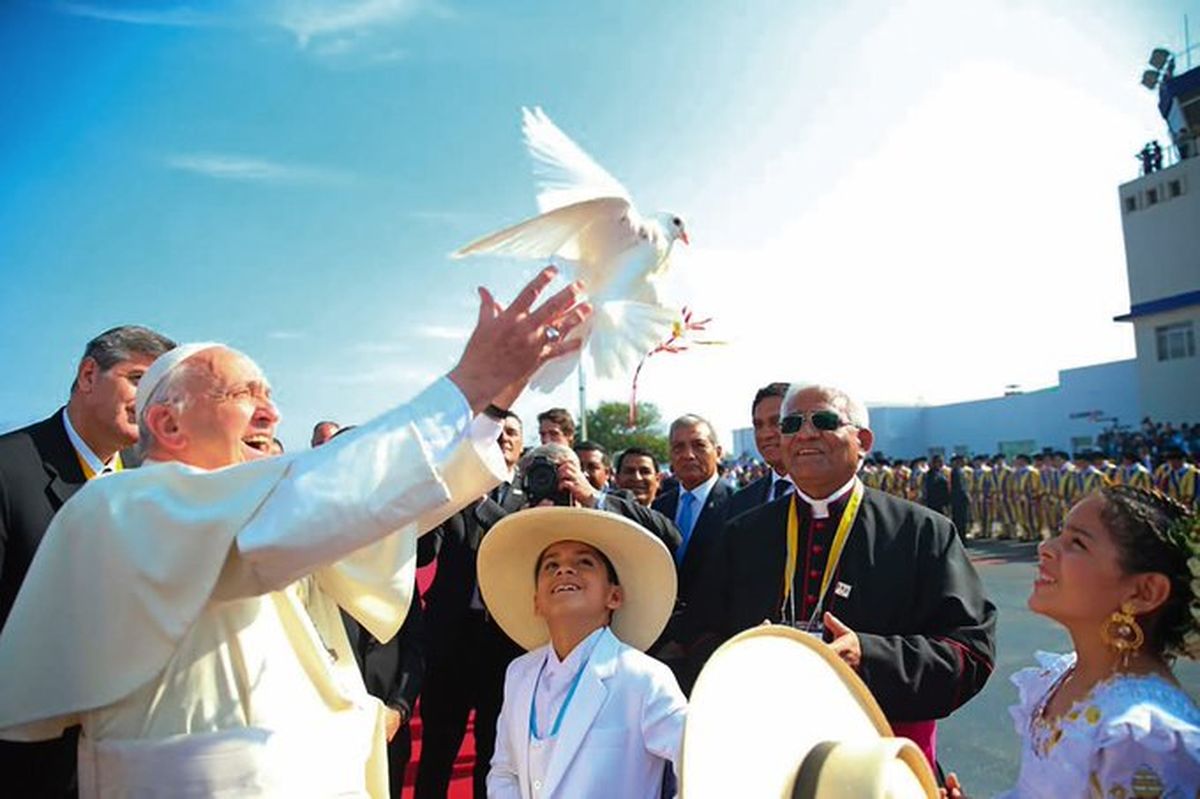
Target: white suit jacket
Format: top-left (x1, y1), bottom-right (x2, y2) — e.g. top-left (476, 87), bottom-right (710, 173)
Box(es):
top-left (488, 627), bottom-right (686, 799)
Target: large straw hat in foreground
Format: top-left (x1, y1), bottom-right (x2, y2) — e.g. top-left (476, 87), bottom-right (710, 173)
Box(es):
top-left (682, 625), bottom-right (939, 798)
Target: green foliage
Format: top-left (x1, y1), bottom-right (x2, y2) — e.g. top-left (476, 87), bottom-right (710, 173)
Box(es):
top-left (584, 401), bottom-right (670, 466)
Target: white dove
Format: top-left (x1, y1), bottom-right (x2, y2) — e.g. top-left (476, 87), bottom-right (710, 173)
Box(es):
top-left (453, 106), bottom-right (690, 391)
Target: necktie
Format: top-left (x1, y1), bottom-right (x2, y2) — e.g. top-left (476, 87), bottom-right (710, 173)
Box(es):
top-left (772, 479), bottom-right (793, 501)
top-left (675, 492), bottom-right (697, 564)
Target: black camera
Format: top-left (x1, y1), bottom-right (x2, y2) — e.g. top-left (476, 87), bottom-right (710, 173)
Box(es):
top-left (521, 455), bottom-right (571, 506)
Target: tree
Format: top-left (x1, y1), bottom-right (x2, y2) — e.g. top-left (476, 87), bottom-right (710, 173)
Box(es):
top-left (584, 401), bottom-right (670, 466)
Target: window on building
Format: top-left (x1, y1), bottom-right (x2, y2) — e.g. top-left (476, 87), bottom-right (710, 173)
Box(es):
top-left (1167, 178), bottom-right (1184, 198)
top-left (999, 440), bottom-right (1036, 458)
top-left (1146, 187), bottom-right (1159, 206)
top-left (1123, 195), bottom-right (1138, 213)
top-left (1156, 321), bottom-right (1196, 361)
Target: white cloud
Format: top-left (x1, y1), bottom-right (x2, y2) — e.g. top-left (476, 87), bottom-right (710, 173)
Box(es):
top-left (275, 0), bottom-right (427, 48)
top-left (267, 330), bottom-right (305, 340)
top-left (165, 153), bottom-right (352, 185)
top-left (413, 324), bottom-right (470, 341)
top-left (54, 2), bottom-right (218, 26)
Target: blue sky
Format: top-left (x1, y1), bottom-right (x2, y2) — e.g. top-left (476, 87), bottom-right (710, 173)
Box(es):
top-left (1, 0), bottom-right (1196, 450)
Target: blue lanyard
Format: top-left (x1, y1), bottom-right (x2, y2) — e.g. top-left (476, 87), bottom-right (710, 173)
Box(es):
top-left (529, 654), bottom-right (589, 740)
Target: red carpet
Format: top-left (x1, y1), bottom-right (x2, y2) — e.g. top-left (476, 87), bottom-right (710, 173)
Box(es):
top-left (399, 562), bottom-right (477, 799)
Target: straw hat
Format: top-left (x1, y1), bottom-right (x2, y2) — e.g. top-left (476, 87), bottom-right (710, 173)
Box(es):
top-left (476, 506), bottom-right (677, 651)
top-left (681, 625), bottom-right (938, 799)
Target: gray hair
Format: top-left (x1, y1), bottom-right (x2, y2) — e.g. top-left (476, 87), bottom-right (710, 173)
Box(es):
top-left (518, 443), bottom-right (578, 473)
top-left (71, 325), bottom-right (176, 393)
top-left (668, 414), bottom-right (719, 446)
top-left (783, 383), bottom-right (871, 430)
top-left (135, 361), bottom-right (202, 458)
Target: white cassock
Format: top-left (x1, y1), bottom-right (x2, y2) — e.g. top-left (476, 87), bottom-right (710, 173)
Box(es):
top-left (0, 377), bottom-right (507, 798)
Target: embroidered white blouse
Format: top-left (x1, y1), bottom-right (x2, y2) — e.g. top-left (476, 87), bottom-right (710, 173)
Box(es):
top-left (998, 651), bottom-right (1200, 798)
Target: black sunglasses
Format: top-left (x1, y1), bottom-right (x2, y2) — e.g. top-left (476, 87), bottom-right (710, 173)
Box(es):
top-left (780, 410), bottom-right (851, 434)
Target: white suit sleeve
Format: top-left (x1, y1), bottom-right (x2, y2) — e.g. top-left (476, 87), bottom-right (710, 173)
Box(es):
top-left (487, 663), bottom-right (524, 799)
top-left (220, 377), bottom-right (506, 603)
top-left (642, 662), bottom-right (687, 774)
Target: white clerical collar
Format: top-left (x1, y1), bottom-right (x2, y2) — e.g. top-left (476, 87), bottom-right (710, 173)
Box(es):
top-left (680, 472), bottom-right (720, 513)
top-left (794, 475), bottom-right (858, 520)
top-left (62, 408), bottom-right (111, 475)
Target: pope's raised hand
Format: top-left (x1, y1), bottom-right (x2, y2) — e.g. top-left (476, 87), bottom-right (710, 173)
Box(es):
top-left (448, 266), bottom-right (592, 414)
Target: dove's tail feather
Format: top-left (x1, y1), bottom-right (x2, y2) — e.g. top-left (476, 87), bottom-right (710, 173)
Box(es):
top-left (587, 300), bottom-right (677, 381)
top-left (527, 301), bottom-right (677, 393)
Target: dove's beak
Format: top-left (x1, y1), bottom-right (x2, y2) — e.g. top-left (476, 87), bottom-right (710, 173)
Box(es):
top-left (680, 232), bottom-right (690, 246)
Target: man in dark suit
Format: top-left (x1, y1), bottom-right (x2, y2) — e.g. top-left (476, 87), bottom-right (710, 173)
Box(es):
top-left (949, 455), bottom-right (972, 543)
top-left (343, 599), bottom-right (425, 798)
top-left (414, 410), bottom-right (526, 799)
top-left (922, 453), bottom-right (951, 516)
top-left (651, 414), bottom-right (733, 693)
top-left (691, 384), bottom-right (995, 770)
top-left (0, 325), bottom-right (175, 797)
top-left (727, 382), bottom-right (793, 519)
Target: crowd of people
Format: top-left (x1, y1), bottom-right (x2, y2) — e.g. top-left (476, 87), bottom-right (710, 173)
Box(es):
top-left (0, 282), bottom-right (1198, 798)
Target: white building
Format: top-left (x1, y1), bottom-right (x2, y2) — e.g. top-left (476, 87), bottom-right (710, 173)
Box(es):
top-left (1114, 62), bottom-right (1200, 423)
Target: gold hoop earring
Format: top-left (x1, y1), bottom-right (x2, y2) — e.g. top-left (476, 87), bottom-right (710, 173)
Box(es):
top-left (1100, 602), bottom-right (1144, 669)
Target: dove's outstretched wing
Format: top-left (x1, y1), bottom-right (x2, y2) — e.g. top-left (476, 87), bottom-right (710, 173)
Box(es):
top-left (451, 196), bottom-right (638, 268)
top-left (523, 106), bottom-right (632, 213)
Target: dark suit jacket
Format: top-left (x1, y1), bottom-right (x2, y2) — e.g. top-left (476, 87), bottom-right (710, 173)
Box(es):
top-left (652, 478), bottom-right (734, 603)
top-left (0, 410), bottom-right (89, 797)
top-left (694, 487), bottom-right (996, 722)
top-left (342, 598), bottom-right (424, 717)
top-left (417, 486), bottom-right (525, 663)
top-left (598, 493), bottom-right (681, 554)
top-left (0, 410), bottom-right (87, 632)
top-left (727, 473), bottom-right (785, 520)
top-left (923, 468), bottom-right (951, 514)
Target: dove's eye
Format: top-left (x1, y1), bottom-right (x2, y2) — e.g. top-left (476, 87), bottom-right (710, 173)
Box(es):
top-left (672, 217), bottom-right (681, 227)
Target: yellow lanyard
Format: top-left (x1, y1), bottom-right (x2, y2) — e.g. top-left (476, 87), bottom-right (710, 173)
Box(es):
top-left (783, 481), bottom-right (864, 624)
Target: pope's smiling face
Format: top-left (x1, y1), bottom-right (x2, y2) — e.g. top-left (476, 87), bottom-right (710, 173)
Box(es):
top-left (533, 540), bottom-right (622, 628)
top-left (160, 348), bottom-right (280, 470)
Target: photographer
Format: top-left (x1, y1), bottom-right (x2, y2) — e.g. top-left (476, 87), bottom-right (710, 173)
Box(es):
top-left (518, 444), bottom-right (682, 556)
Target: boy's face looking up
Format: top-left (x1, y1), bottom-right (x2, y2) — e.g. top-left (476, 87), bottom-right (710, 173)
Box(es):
top-left (533, 540), bottom-right (623, 627)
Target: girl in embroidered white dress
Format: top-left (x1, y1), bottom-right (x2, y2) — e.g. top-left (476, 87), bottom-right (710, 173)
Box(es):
top-left (947, 486), bottom-right (1200, 798)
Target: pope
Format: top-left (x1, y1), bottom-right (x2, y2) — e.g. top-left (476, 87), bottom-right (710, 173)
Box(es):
top-left (0, 268), bottom-right (590, 798)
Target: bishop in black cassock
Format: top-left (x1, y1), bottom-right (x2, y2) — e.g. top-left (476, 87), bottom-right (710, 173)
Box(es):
top-left (688, 384), bottom-right (996, 770)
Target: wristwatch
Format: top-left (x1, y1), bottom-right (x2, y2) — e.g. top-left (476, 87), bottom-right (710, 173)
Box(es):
top-left (483, 403), bottom-right (510, 421)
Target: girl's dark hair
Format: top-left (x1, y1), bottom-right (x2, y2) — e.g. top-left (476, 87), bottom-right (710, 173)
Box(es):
top-left (1100, 485), bottom-right (1194, 657)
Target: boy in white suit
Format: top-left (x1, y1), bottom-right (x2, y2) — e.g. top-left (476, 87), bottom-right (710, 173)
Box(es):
top-left (477, 506), bottom-right (686, 799)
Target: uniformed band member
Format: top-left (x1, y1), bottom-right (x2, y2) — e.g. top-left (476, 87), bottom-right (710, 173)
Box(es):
top-left (1011, 454), bottom-right (1043, 541)
top-left (1114, 450), bottom-right (1153, 492)
top-left (990, 454), bottom-right (1017, 539)
top-left (690, 383), bottom-right (996, 769)
top-left (1159, 448), bottom-right (1198, 510)
top-left (968, 455), bottom-right (994, 538)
